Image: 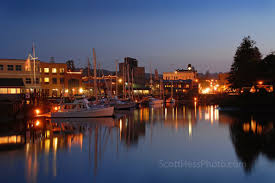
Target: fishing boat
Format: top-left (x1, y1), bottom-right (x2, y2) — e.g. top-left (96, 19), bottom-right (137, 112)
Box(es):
top-left (50, 99), bottom-right (114, 118)
top-left (149, 97), bottom-right (163, 105)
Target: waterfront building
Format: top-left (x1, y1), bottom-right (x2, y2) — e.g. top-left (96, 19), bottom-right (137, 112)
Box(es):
top-left (163, 64), bottom-right (198, 97)
top-left (163, 64), bottom-right (197, 81)
top-left (0, 59), bottom-right (41, 93)
top-left (40, 62), bottom-right (82, 97)
top-left (40, 62), bottom-right (66, 97)
top-left (0, 78), bottom-right (25, 103)
top-left (118, 57), bottom-right (145, 87)
top-left (0, 59), bottom-right (83, 97)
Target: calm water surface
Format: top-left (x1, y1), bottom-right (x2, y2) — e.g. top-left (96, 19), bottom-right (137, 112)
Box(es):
top-left (1, 104), bottom-right (275, 183)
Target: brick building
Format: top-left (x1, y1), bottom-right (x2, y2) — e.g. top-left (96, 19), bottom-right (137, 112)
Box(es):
top-left (118, 57), bottom-right (145, 87)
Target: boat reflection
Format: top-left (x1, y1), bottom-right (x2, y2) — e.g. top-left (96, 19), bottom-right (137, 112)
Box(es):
top-left (3, 105), bottom-right (275, 182)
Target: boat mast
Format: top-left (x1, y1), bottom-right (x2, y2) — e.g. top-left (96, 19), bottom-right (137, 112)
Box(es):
top-left (122, 64), bottom-right (125, 99)
top-left (131, 68), bottom-right (134, 100)
top-left (87, 57), bottom-right (91, 96)
top-left (127, 64), bottom-right (130, 99)
top-left (93, 48), bottom-right (98, 102)
top-left (31, 42), bottom-right (38, 90)
top-left (171, 80), bottom-right (173, 99)
top-left (150, 64), bottom-right (153, 95)
top-left (115, 60), bottom-right (118, 97)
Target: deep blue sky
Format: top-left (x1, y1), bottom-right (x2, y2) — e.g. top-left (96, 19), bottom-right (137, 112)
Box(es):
top-left (1, 0), bottom-right (275, 73)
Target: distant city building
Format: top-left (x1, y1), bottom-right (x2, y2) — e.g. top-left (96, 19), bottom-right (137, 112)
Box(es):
top-left (163, 64), bottom-right (197, 81)
top-left (163, 64), bottom-right (198, 96)
top-left (118, 57), bottom-right (145, 87)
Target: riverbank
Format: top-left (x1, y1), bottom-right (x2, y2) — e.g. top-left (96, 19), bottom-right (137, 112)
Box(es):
top-left (218, 93), bottom-right (275, 112)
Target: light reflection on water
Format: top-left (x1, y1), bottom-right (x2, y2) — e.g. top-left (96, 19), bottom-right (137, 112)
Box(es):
top-left (1, 105), bottom-right (275, 183)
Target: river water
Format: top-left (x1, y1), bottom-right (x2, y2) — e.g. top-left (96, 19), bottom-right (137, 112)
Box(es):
top-left (1, 104), bottom-right (275, 183)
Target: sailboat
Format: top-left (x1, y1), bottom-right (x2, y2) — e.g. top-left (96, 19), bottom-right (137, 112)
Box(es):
top-left (50, 98), bottom-right (114, 118)
top-left (111, 62), bottom-right (136, 110)
top-left (166, 80), bottom-right (175, 103)
top-left (148, 65), bottom-right (163, 105)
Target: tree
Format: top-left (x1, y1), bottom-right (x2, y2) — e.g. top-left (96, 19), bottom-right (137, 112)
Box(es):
top-left (262, 52), bottom-right (275, 83)
top-left (66, 60), bottom-right (75, 71)
top-left (228, 36), bottom-right (262, 89)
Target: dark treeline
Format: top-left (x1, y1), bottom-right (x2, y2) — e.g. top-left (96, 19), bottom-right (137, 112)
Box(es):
top-left (229, 36), bottom-right (275, 89)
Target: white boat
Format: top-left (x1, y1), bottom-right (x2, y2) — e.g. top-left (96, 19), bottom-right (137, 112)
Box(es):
top-left (149, 97), bottom-right (163, 105)
top-left (50, 99), bottom-right (114, 118)
top-left (166, 97), bottom-right (175, 103)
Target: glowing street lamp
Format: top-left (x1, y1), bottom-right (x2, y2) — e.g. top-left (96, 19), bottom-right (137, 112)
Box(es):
top-left (35, 109), bottom-right (40, 116)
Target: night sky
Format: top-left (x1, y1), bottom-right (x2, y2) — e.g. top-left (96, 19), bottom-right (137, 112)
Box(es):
top-left (1, 0), bottom-right (275, 73)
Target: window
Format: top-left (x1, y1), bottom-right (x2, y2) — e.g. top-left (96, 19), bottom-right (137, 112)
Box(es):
top-left (44, 77), bottom-right (49, 83)
top-left (7, 65), bottom-right (13, 71)
top-left (7, 88), bottom-right (17, 94)
top-left (52, 68), bottom-right (57, 74)
top-left (26, 78), bottom-right (31, 84)
top-left (0, 65), bottom-right (3, 71)
top-left (0, 88), bottom-right (7, 94)
top-left (44, 68), bottom-right (49, 73)
top-left (60, 78), bottom-right (64, 84)
top-left (52, 78), bottom-right (57, 84)
top-left (16, 65), bottom-right (22, 71)
top-left (60, 68), bottom-right (65, 74)
top-left (35, 78), bottom-right (39, 84)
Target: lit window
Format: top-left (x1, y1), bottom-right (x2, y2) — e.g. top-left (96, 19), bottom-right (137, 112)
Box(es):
top-left (0, 65), bottom-right (3, 71)
top-left (16, 65), bottom-right (22, 71)
top-left (8, 88), bottom-right (17, 94)
top-left (26, 78), bottom-right (31, 84)
top-left (60, 68), bottom-right (65, 74)
top-left (7, 65), bottom-right (13, 71)
top-left (52, 68), bottom-right (57, 73)
top-left (44, 68), bottom-right (49, 73)
top-left (16, 88), bottom-right (21, 93)
top-left (44, 77), bottom-right (49, 83)
top-left (0, 88), bottom-right (7, 94)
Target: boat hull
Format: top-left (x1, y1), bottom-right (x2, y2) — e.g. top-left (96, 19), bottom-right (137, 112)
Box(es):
top-left (50, 106), bottom-right (114, 118)
top-left (114, 102), bottom-right (136, 110)
top-left (149, 100), bottom-right (163, 105)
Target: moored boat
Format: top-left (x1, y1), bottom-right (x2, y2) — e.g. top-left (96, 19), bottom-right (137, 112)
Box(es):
top-left (149, 97), bottom-right (163, 105)
top-left (166, 97), bottom-right (175, 103)
top-left (50, 99), bottom-right (114, 118)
